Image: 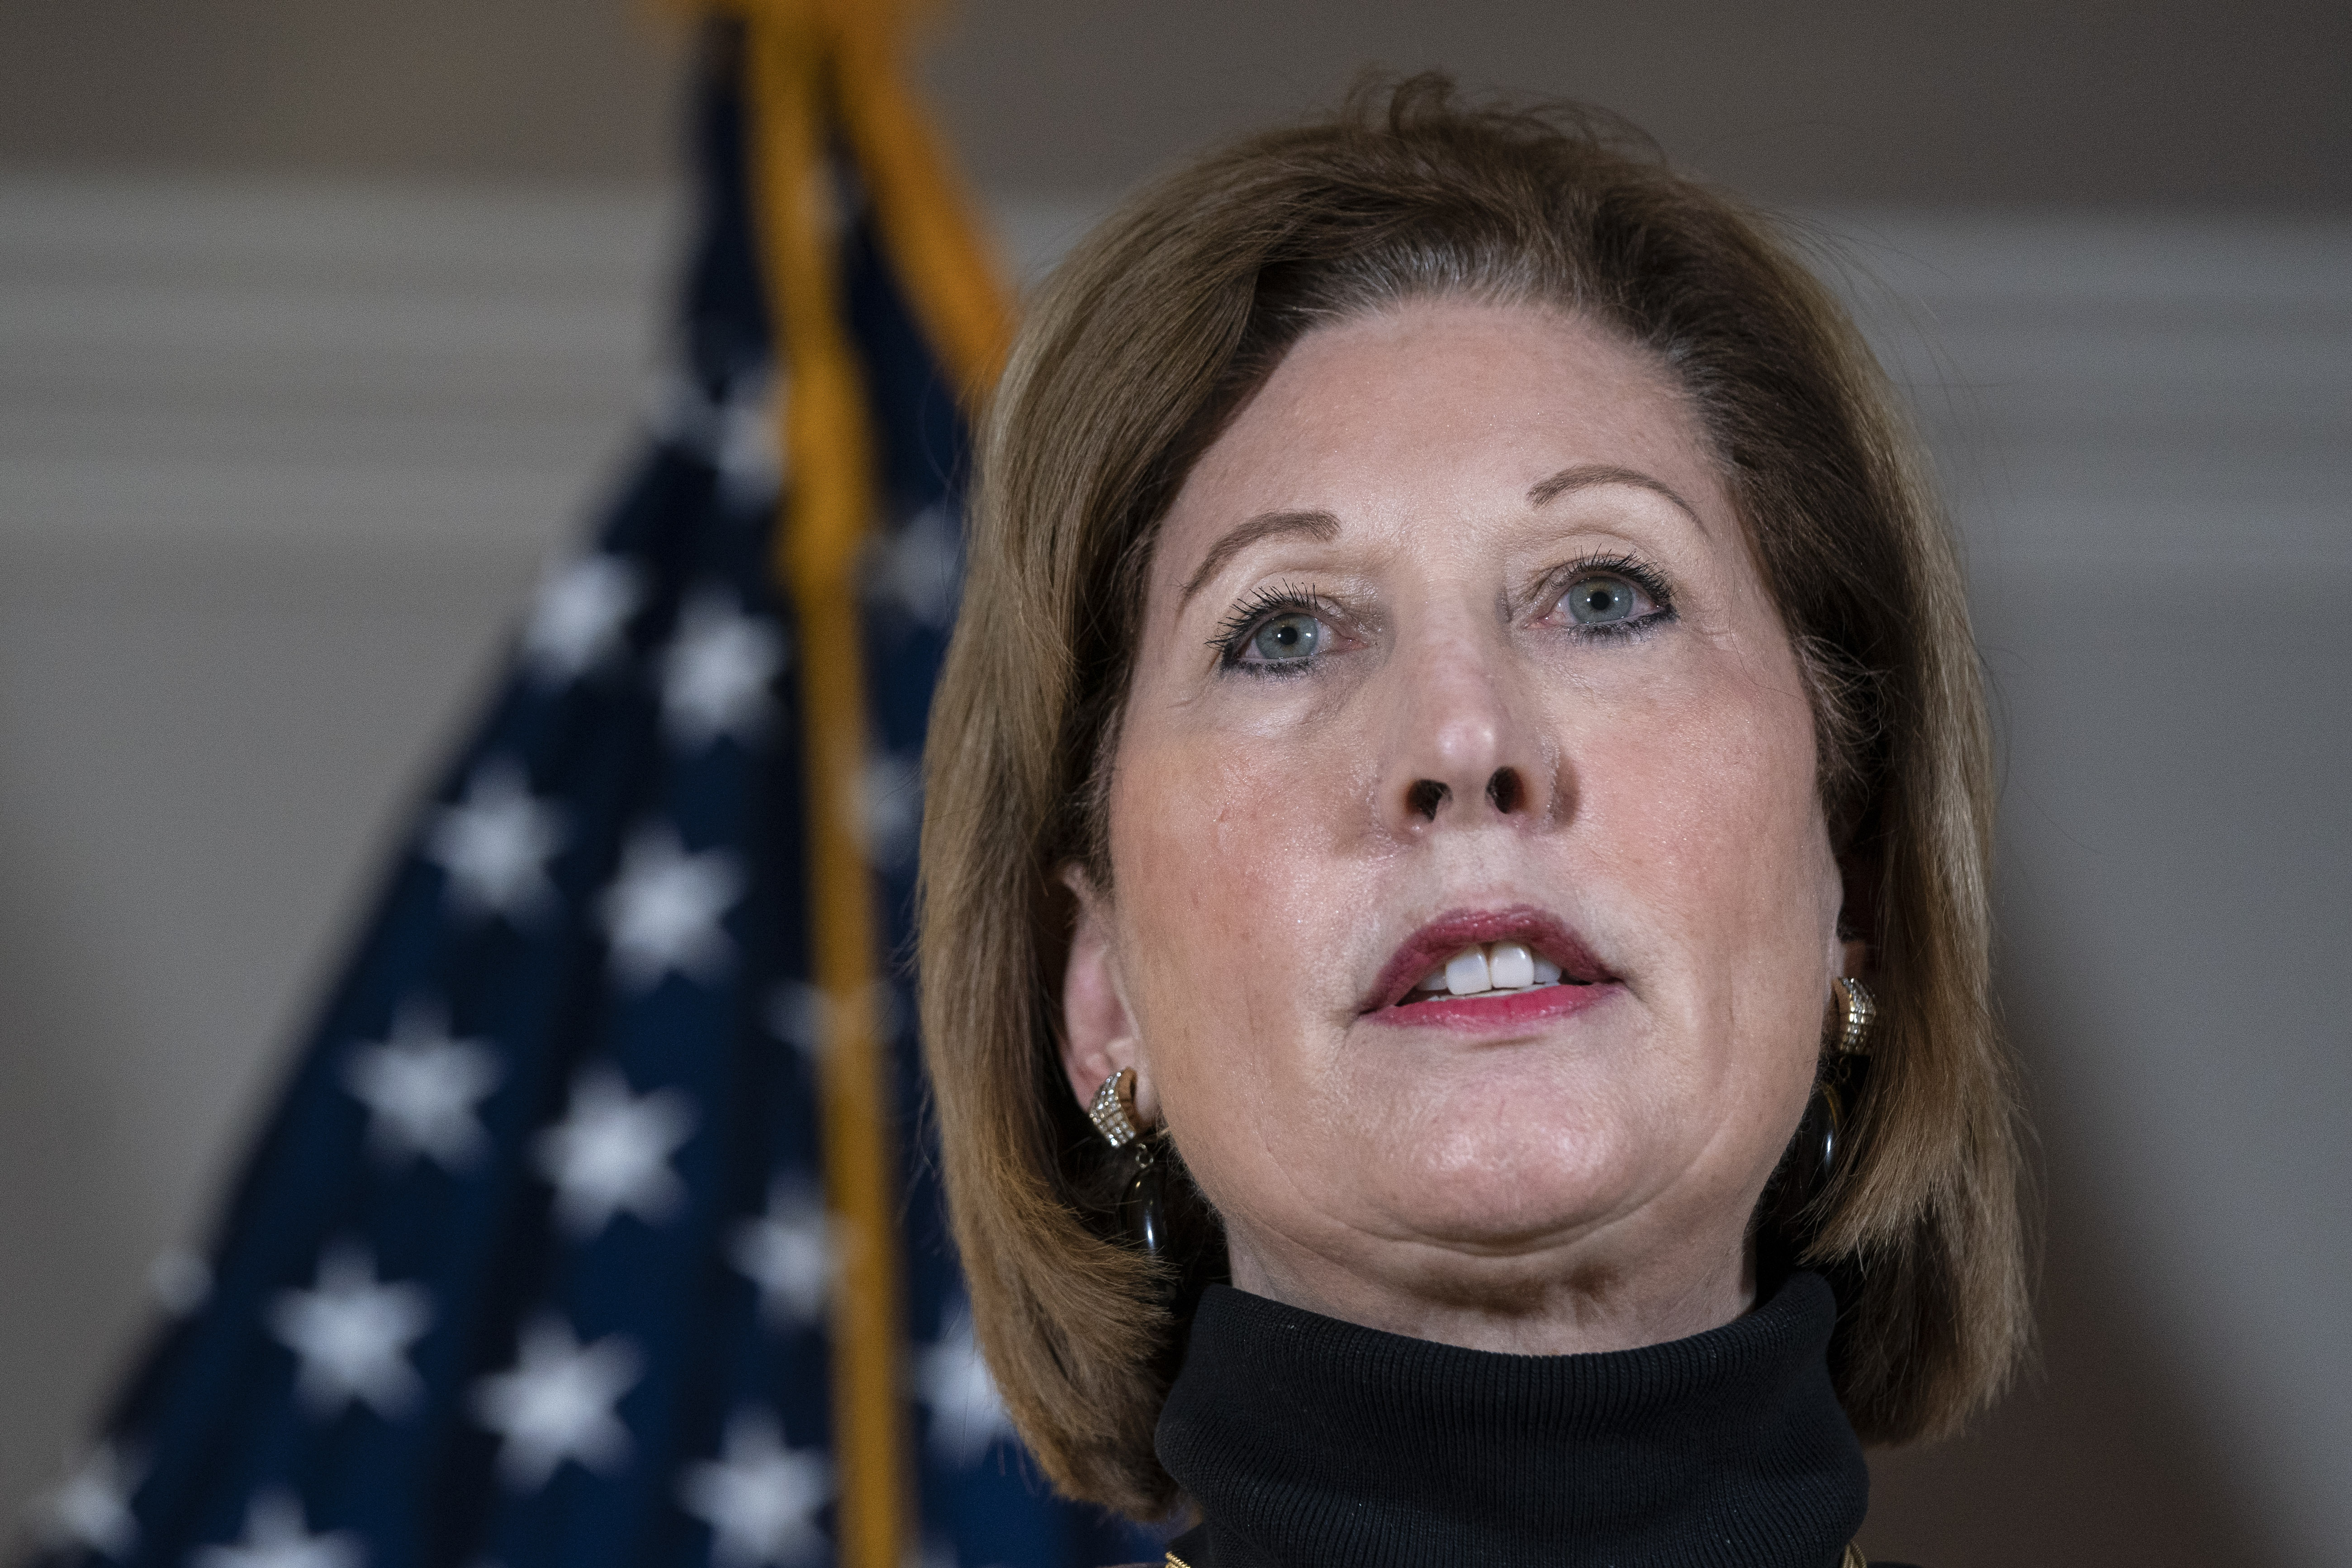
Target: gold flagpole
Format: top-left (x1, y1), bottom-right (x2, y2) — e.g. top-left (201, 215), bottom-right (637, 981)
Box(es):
top-left (740, 8), bottom-right (900, 1566)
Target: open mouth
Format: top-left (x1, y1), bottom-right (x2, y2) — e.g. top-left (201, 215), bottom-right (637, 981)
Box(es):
top-left (1361, 906), bottom-right (1614, 1017)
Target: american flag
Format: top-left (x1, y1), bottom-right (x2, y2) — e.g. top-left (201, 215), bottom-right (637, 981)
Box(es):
top-left (25, 20), bottom-right (1155, 1568)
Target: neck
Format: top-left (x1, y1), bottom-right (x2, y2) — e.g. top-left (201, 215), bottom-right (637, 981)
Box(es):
top-left (1223, 1221), bottom-right (1757, 1357)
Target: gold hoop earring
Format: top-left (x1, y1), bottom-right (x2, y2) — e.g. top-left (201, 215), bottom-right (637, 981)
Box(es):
top-left (1830, 975), bottom-right (1876, 1056)
top-left (1089, 1066), bottom-right (1143, 1147)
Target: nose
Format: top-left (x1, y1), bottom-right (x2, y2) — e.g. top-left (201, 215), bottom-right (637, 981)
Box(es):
top-left (1379, 630), bottom-right (1555, 834)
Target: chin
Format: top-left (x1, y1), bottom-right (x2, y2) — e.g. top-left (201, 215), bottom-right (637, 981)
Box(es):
top-left (1355, 1110), bottom-right (1660, 1256)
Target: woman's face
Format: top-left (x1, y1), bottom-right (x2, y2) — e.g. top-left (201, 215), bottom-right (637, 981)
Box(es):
top-left (1060, 299), bottom-right (1849, 1350)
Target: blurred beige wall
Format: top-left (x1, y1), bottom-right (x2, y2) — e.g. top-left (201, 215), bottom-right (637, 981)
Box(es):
top-left (1, 5), bottom-right (2347, 1568)
top-left (3, 0), bottom-right (2349, 205)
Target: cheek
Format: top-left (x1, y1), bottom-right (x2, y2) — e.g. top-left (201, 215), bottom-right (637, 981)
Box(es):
top-left (1104, 720), bottom-right (1361, 1100)
top-left (1605, 685), bottom-right (1826, 924)
top-left (1576, 664), bottom-right (1835, 1116)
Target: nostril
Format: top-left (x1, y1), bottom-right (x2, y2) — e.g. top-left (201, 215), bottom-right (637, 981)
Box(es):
top-left (1486, 767), bottom-right (1525, 814)
top-left (1406, 779), bottom-right (1449, 820)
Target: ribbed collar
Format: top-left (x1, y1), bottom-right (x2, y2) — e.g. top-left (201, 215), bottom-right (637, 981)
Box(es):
top-left (1156, 1271), bottom-right (1867, 1568)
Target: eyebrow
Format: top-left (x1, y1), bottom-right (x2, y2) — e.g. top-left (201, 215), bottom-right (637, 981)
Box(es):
top-left (1177, 508), bottom-right (1342, 607)
top-left (1527, 464), bottom-right (1705, 531)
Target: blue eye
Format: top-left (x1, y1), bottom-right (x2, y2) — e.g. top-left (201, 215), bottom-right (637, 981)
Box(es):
top-left (1211, 583), bottom-right (1338, 674)
top-left (1563, 573), bottom-right (1652, 626)
top-left (1247, 611), bottom-right (1322, 663)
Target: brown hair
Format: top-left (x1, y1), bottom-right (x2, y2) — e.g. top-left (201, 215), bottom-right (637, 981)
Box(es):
top-left (919, 75), bottom-right (2028, 1518)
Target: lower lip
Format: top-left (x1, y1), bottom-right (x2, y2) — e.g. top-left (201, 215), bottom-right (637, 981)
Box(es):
top-left (1363, 981), bottom-right (1621, 1032)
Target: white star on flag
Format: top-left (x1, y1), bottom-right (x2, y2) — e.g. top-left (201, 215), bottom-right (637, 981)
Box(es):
top-left (535, 1067), bottom-right (696, 1238)
top-left (33, 1442), bottom-right (142, 1559)
top-left (766, 979), bottom-right (903, 1065)
top-left (677, 1409), bottom-right (833, 1568)
top-left (266, 1242), bottom-right (433, 1421)
top-left (424, 760), bottom-right (565, 922)
top-left (730, 1177), bottom-right (832, 1329)
top-left (915, 1300), bottom-right (1016, 1468)
top-left (713, 378), bottom-right (783, 509)
top-left (342, 1003), bottom-right (503, 1172)
top-left (471, 1316), bottom-right (642, 1492)
top-left (600, 826), bottom-right (743, 990)
top-left (522, 554), bottom-right (641, 685)
top-left (192, 1491), bottom-right (364, 1568)
top-left (649, 374), bottom-right (784, 508)
top-left (661, 589), bottom-right (786, 751)
top-left (866, 502), bottom-right (962, 631)
top-left (849, 750), bottom-right (922, 873)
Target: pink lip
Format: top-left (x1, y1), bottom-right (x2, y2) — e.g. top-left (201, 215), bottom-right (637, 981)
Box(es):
top-left (1358, 905), bottom-right (1618, 1019)
top-left (1361, 981), bottom-right (1619, 1032)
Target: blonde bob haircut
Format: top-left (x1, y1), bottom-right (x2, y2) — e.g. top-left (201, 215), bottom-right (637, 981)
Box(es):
top-left (920, 76), bottom-right (2028, 1518)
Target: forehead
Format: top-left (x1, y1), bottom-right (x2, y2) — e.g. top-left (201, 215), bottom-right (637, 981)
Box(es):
top-left (1149, 299), bottom-right (1725, 598)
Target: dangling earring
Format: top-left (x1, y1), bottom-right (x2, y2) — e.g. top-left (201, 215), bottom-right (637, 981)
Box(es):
top-left (1797, 976), bottom-right (1878, 1184)
top-left (1089, 1067), bottom-right (1170, 1256)
top-left (1762, 977), bottom-right (1881, 1273)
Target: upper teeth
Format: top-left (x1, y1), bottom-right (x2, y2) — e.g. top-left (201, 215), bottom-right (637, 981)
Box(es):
top-left (1414, 941), bottom-right (1564, 996)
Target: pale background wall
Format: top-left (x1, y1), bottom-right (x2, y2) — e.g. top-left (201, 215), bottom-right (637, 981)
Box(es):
top-left (0, 4), bottom-right (2345, 1566)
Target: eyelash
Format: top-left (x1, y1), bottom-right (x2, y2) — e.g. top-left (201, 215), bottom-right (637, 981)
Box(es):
top-left (1208, 554), bottom-right (1678, 673)
top-left (1544, 551), bottom-right (1677, 638)
top-left (1210, 581), bottom-right (1331, 676)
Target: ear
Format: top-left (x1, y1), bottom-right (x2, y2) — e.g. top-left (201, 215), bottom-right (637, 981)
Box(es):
top-left (1838, 937), bottom-right (1871, 981)
top-left (1059, 865), bottom-right (1157, 1127)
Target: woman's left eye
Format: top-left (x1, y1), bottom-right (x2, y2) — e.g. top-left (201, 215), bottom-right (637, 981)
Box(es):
top-left (1243, 611), bottom-right (1323, 663)
top-left (1559, 572), bottom-right (1659, 628)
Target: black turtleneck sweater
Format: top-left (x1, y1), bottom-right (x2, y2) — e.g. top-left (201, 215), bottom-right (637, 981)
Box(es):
top-left (1155, 1271), bottom-right (1882, 1568)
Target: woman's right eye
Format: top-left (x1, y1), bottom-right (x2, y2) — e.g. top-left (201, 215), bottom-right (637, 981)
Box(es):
top-left (1244, 611), bottom-right (1323, 664)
